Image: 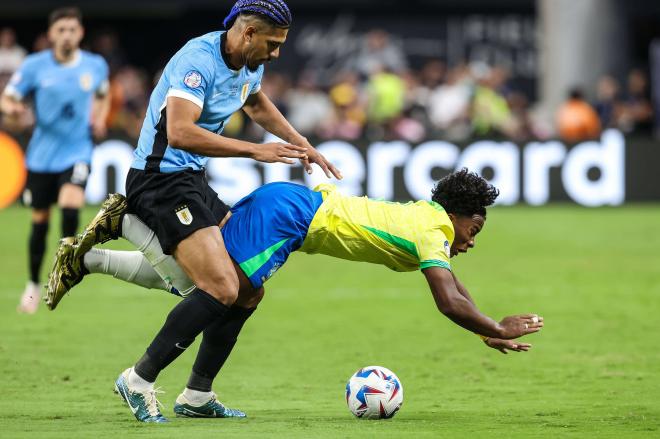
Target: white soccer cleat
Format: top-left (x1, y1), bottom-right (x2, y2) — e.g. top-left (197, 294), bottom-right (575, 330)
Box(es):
top-left (114, 368), bottom-right (168, 423)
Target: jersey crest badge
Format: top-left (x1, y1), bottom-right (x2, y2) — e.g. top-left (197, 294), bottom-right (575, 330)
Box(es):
top-left (80, 73), bottom-right (93, 91)
top-left (444, 240), bottom-right (451, 258)
top-left (184, 71), bottom-right (202, 89)
top-left (240, 82), bottom-right (250, 102)
top-left (175, 205), bottom-right (194, 225)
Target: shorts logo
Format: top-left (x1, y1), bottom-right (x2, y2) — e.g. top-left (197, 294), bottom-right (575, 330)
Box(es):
top-left (71, 162), bottom-right (89, 185)
top-left (184, 71), bottom-right (202, 89)
top-left (22, 189), bottom-right (32, 207)
top-left (444, 240), bottom-right (451, 258)
top-left (175, 205), bottom-right (194, 225)
top-left (240, 82), bottom-right (250, 102)
top-left (261, 262), bottom-right (282, 283)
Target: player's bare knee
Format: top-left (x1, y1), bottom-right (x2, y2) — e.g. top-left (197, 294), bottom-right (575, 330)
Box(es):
top-left (202, 287), bottom-right (238, 306)
top-left (197, 270), bottom-right (239, 304)
top-left (32, 209), bottom-right (50, 223)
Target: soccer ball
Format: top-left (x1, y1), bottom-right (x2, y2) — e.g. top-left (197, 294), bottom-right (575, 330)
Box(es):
top-left (345, 366), bottom-right (403, 419)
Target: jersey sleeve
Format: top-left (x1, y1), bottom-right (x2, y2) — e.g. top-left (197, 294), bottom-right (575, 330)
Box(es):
top-left (3, 57), bottom-right (38, 99)
top-left (166, 47), bottom-right (215, 109)
top-left (417, 224), bottom-right (452, 271)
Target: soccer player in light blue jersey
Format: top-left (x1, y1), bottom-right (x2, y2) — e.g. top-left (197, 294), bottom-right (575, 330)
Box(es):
top-left (49, 0), bottom-right (340, 423)
top-left (0, 7), bottom-right (109, 314)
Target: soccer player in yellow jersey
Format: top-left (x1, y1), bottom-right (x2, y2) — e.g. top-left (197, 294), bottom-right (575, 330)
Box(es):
top-left (48, 169), bottom-right (543, 418)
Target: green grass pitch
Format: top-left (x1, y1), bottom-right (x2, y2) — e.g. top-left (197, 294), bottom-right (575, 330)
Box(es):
top-left (1, 204), bottom-right (659, 438)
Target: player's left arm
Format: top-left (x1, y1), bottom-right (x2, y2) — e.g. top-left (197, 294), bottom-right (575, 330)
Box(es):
top-left (452, 271), bottom-right (531, 354)
top-left (242, 90), bottom-right (341, 179)
top-left (91, 87), bottom-right (110, 140)
top-left (91, 58), bottom-right (111, 140)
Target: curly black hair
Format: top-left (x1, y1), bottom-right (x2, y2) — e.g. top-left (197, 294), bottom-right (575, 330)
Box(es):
top-left (431, 168), bottom-right (500, 217)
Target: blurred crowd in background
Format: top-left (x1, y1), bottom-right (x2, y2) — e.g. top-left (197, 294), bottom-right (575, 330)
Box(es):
top-left (0, 26), bottom-right (654, 144)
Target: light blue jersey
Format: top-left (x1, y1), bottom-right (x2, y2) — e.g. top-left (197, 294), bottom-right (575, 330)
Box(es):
top-left (133, 31), bottom-right (263, 173)
top-left (4, 50), bottom-right (109, 173)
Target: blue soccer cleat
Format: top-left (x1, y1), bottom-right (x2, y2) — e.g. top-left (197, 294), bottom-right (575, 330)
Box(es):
top-left (173, 392), bottom-right (246, 418)
top-left (114, 368), bottom-right (168, 423)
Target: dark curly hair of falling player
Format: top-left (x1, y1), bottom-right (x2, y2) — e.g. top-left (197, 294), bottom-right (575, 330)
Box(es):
top-left (431, 168), bottom-right (500, 218)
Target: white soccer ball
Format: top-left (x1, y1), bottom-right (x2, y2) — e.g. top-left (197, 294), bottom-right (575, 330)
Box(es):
top-left (345, 366), bottom-right (403, 419)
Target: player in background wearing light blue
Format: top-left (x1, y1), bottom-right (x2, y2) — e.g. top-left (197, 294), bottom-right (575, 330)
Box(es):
top-left (0, 7), bottom-right (109, 314)
top-left (49, 0), bottom-right (340, 423)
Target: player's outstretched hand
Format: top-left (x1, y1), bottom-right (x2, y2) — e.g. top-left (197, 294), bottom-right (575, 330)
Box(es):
top-left (498, 314), bottom-right (543, 339)
top-left (296, 138), bottom-right (342, 179)
top-left (485, 338), bottom-right (532, 354)
top-left (254, 142), bottom-right (308, 164)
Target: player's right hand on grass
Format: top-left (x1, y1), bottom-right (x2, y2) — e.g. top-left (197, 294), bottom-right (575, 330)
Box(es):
top-left (498, 314), bottom-right (543, 339)
top-left (253, 142), bottom-right (308, 164)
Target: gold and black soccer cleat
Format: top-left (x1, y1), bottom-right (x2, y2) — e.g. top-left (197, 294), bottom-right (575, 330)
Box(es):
top-left (45, 237), bottom-right (84, 310)
top-left (76, 193), bottom-right (128, 257)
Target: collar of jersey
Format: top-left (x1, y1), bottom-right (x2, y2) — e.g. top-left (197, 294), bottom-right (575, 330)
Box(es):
top-left (219, 32), bottom-right (241, 75)
top-left (50, 49), bottom-right (81, 68)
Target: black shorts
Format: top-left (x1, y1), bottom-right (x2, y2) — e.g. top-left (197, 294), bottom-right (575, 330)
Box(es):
top-left (125, 168), bottom-right (231, 255)
top-left (23, 163), bottom-right (90, 209)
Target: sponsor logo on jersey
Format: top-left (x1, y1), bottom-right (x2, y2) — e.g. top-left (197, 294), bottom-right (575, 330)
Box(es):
top-left (79, 73), bottom-right (93, 91)
top-left (444, 240), bottom-right (451, 258)
top-left (240, 82), bottom-right (250, 102)
top-left (175, 205), bottom-right (194, 225)
top-left (184, 71), bottom-right (202, 89)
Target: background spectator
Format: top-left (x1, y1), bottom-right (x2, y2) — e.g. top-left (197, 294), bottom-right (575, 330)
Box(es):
top-left (0, 28), bottom-right (27, 91)
top-left (556, 88), bottom-right (602, 143)
top-left (619, 68), bottom-right (654, 133)
top-left (351, 30), bottom-right (408, 78)
top-left (593, 75), bottom-right (621, 129)
top-left (4, 27), bottom-right (653, 144)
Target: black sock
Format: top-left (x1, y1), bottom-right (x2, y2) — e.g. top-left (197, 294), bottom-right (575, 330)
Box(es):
top-left (133, 288), bottom-right (230, 383)
top-left (29, 222), bottom-right (49, 284)
top-left (187, 306), bottom-right (256, 392)
top-left (61, 208), bottom-right (79, 237)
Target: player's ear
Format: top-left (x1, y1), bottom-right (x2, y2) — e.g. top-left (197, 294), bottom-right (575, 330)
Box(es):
top-left (244, 25), bottom-right (257, 43)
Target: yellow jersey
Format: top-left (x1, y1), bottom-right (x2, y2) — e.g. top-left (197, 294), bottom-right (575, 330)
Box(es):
top-left (299, 184), bottom-right (454, 272)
